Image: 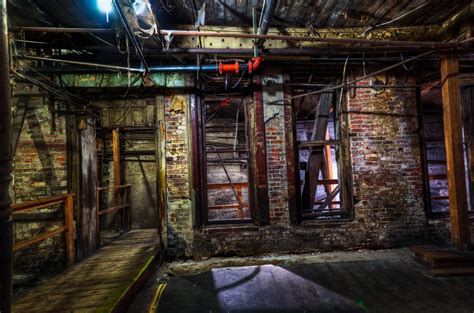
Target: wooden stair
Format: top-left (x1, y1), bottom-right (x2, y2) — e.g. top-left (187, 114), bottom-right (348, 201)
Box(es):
top-left (411, 246), bottom-right (474, 277)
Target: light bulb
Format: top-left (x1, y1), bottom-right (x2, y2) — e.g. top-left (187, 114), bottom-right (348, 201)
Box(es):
top-left (98, 0), bottom-right (112, 13)
top-left (133, 0), bottom-right (147, 15)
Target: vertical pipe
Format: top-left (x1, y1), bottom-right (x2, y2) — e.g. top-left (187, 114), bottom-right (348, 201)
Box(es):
top-left (252, 6), bottom-right (258, 58)
top-left (0, 0), bottom-right (13, 311)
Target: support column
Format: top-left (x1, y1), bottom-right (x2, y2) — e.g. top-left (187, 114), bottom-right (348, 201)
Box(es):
top-left (0, 0), bottom-right (13, 311)
top-left (440, 55), bottom-right (472, 251)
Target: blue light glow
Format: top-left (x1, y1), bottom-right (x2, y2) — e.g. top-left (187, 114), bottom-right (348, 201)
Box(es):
top-left (133, 0), bottom-right (147, 15)
top-left (98, 0), bottom-right (112, 13)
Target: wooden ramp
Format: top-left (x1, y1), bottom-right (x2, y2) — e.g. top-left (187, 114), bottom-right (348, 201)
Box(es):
top-left (13, 229), bottom-right (161, 313)
top-left (412, 245), bottom-right (474, 277)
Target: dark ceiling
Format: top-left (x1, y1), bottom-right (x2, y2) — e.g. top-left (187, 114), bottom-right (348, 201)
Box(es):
top-left (8, 0), bottom-right (471, 29)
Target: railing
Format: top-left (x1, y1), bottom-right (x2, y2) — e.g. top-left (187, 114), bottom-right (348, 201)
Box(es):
top-left (12, 193), bottom-right (75, 267)
top-left (207, 182), bottom-right (248, 219)
top-left (96, 184), bottom-right (132, 240)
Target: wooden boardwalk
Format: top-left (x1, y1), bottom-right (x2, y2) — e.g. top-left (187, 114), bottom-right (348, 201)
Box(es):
top-left (13, 229), bottom-right (160, 313)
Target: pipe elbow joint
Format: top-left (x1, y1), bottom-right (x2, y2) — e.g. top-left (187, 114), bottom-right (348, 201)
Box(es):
top-left (248, 56), bottom-right (262, 74)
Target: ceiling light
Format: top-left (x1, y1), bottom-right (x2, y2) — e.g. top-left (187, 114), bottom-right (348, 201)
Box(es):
top-left (133, 0), bottom-right (147, 15)
top-left (98, 0), bottom-right (113, 22)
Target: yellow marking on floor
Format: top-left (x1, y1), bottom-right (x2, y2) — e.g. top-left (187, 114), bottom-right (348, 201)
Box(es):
top-left (149, 283), bottom-right (167, 313)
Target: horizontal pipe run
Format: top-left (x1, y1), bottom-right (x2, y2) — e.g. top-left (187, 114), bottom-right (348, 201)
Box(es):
top-left (159, 30), bottom-right (453, 49)
top-left (9, 26), bottom-right (115, 33)
top-left (9, 27), bottom-right (473, 49)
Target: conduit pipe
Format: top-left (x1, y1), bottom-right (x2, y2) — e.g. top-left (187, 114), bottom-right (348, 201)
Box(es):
top-left (15, 54), bottom-right (263, 74)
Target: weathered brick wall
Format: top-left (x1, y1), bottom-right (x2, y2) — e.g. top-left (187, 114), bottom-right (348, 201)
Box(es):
top-left (164, 95), bottom-right (193, 255)
top-left (347, 75), bottom-right (428, 245)
top-left (262, 72), bottom-right (290, 224)
top-left (12, 83), bottom-right (68, 287)
top-left (188, 71), bottom-right (434, 257)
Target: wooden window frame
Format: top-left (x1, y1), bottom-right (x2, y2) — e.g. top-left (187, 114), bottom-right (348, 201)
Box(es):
top-left (191, 83), bottom-right (269, 226)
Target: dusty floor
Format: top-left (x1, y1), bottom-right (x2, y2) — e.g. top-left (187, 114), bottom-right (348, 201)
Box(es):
top-left (128, 249), bottom-right (474, 313)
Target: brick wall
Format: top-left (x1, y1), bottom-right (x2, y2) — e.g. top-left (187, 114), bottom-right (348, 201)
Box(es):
top-left (262, 72), bottom-right (290, 224)
top-left (12, 84), bottom-right (68, 287)
top-left (347, 75), bottom-right (428, 245)
top-left (164, 95), bottom-right (193, 256)
top-left (187, 71), bottom-right (437, 257)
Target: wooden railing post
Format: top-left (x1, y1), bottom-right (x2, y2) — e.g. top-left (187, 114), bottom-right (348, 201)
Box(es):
top-left (65, 194), bottom-right (75, 267)
top-left (96, 189), bottom-right (100, 245)
top-left (441, 55), bottom-right (472, 251)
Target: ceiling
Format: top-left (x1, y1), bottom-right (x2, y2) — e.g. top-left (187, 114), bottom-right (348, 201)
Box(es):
top-left (8, 0), bottom-right (471, 29)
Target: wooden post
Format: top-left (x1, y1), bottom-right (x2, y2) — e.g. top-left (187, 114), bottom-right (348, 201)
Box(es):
top-left (0, 0), bottom-right (13, 310)
top-left (236, 186), bottom-right (244, 219)
top-left (65, 194), bottom-right (75, 267)
top-left (112, 129), bottom-right (122, 229)
top-left (440, 55), bottom-right (472, 251)
top-left (95, 189), bottom-right (100, 245)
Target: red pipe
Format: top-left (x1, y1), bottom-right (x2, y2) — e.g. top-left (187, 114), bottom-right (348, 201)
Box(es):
top-left (219, 57), bottom-right (262, 75)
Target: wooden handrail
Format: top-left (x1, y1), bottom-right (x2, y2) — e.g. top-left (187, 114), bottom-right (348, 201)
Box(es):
top-left (12, 193), bottom-right (75, 267)
top-left (96, 184), bottom-right (132, 191)
top-left (207, 182), bottom-right (248, 190)
top-left (96, 185), bottom-right (132, 242)
top-left (12, 194), bottom-right (71, 212)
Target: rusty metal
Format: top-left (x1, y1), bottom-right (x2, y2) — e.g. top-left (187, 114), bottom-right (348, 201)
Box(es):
top-left (159, 29), bottom-right (452, 48)
top-left (112, 0), bottom-right (149, 73)
top-left (251, 78), bottom-right (270, 224)
top-left (268, 50), bottom-right (437, 105)
top-left (9, 26), bottom-right (115, 33)
top-left (0, 0), bottom-right (13, 309)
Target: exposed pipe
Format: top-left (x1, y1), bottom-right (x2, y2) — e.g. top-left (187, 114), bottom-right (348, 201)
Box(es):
top-left (0, 0), bottom-right (13, 311)
top-left (9, 26), bottom-right (116, 33)
top-left (15, 54), bottom-right (263, 74)
top-left (112, 0), bottom-right (150, 73)
top-left (9, 26), bottom-right (464, 49)
top-left (159, 29), bottom-right (454, 49)
top-left (257, 0), bottom-right (277, 39)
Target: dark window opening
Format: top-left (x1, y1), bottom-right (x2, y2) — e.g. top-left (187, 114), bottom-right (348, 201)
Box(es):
top-left (420, 86), bottom-right (474, 216)
top-left (202, 96), bottom-right (253, 223)
top-left (294, 89), bottom-right (350, 220)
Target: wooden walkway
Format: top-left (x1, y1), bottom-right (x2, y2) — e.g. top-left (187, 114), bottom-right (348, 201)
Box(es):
top-left (13, 229), bottom-right (161, 313)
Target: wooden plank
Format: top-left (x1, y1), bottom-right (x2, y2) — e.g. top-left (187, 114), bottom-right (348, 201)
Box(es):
top-left (77, 116), bottom-right (98, 259)
top-left (440, 55), bottom-right (471, 251)
top-left (207, 182), bottom-right (248, 189)
top-left (98, 204), bottom-right (130, 216)
top-left (13, 227), bottom-right (66, 252)
top-left (12, 194), bottom-right (68, 212)
top-left (302, 92), bottom-right (333, 210)
top-left (112, 128), bottom-right (122, 226)
top-left (251, 76), bottom-right (269, 224)
top-left (156, 95), bottom-right (168, 244)
top-left (11, 95), bottom-right (29, 154)
top-left (429, 267), bottom-right (474, 277)
top-left (283, 73), bottom-right (300, 224)
top-left (13, 229), bottom-right (160, 313)
top-left (65, 194), bottom-right (74, 267)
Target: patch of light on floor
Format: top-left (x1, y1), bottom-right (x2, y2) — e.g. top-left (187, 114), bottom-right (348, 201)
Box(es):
top-left (211, 264), bottom-right (364, 312)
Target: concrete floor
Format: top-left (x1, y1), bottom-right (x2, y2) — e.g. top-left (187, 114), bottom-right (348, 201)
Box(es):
top-left (129, 249), bottom-right (474, 313)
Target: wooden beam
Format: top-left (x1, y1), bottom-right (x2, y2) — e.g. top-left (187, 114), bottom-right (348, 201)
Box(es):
top-left (64, 194), bottom-right (74, 267)
top-left (440, 55), bottom-right (471, 251)
top-left (112, 129), bottom-right (121, 205)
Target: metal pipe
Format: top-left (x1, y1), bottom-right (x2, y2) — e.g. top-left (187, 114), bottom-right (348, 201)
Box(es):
top-left (9, 26), bottom-right (116, 33)
top-left (159, 30), bottom-right (452, 48)
top-left (0, 0), bottom-right (13, 310)
top-left (112, 0), bottom-right (150, 73)
top-left (257, 0), bottom-right (277, 37)
top-left (15, 55), bottom-right (257, 74)
top-left (8, 26), bottom-right (461, 49)
top-left (15, 54), bottom-right (144, 72)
